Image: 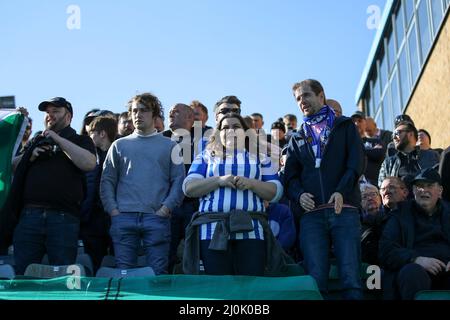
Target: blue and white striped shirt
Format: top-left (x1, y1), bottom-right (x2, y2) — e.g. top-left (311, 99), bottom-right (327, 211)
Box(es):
top-left (183, 149), bottom-right (283, 240)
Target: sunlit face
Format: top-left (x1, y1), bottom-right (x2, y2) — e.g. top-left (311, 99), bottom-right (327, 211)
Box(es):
top-left (293, 85), bottom-right (324, 117)
top-left (219, 117), bottom-right (246, 151)
top-left (380, 179), bottom-right (408, 208)
top-left (393, 125), bottom-right (413, 151)
top-left (417, 131), bottom-right (431, 150)
top-left (45, 106), bottom-right (70, 132)
top-left (131, 102), bottom-right (154, 133)
top-left (193, 106), bottom-right (208, 126)
top-left (413, 182), bottom-right (442, 213)
top-left (118, 115), bottom-right (134, 136)
top-left (251, 115), bottom-right (264, 130)
top-left (169, 105), bottom-right (190, 131)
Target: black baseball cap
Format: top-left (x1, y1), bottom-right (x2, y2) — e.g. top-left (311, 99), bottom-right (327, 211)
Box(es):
top-left (412, 168), bottom-right (441, 185)
top-left (394, 114), bottom-right (414, 127)
top-left (38, 97), bottom-right (73, 116)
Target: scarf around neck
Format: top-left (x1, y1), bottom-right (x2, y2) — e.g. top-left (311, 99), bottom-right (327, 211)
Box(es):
top-left (302, 105), bottom-right (336, 168)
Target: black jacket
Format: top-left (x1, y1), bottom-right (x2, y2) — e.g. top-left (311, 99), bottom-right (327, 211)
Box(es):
top-left (378, 147), bottom-right (440, 188)
top-left (284, 116), bottom-right (365, 209)
top-left (378, 200), bottom-right (450, 271)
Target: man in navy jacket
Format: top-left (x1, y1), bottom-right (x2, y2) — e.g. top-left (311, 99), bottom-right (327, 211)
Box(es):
top-left (284, 79), bottom-right (365, 300)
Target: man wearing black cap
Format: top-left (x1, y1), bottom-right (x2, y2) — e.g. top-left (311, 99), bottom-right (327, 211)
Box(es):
top-left (7, 97), bottom-right (96, 275)
top-left (379, 168), bottom-right (450, 300)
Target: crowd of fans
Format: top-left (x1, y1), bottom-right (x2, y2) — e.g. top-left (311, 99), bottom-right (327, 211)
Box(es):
top-left (0, 78), bottom-right (449, 300)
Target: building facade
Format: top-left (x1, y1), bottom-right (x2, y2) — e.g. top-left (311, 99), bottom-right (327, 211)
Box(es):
top-left (355, 0), bottom-right (450, 148)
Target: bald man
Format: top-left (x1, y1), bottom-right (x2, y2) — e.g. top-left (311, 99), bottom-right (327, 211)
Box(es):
top-left (365, 117), bottom-right (392, 149)
top-left (326, 99), bottom-right (342, 117)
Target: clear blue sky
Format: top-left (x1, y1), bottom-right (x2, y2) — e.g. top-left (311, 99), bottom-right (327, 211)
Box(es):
top-left (1, 0), bottom-right (386, 133)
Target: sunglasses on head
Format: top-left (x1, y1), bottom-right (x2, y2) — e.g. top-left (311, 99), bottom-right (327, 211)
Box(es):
top-left (218, 107), bottom-right (241, 115)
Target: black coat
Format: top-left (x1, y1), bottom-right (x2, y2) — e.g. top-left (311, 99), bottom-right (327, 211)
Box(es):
top-left (378, 200), bottom-right (450, 271)
top-left (284, 116), bottom-right (365, 209)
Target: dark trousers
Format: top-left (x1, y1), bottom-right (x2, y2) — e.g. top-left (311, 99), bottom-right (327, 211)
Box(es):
top-left (168, 201), bottom-right (197, 273)
top-left (13, 207), bottom-right (79, 275)
top-left (397, 263), bottom-right (450, 300)
top-left (200, 239), bottom-right (265, 276)
top-left (300, 208), bottom-right (363, 300)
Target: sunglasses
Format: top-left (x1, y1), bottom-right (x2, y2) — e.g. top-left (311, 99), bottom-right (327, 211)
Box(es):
top-left (393, 129), bottom-right (411, 137)
top-left (218, 107), bottom-right (241, 115)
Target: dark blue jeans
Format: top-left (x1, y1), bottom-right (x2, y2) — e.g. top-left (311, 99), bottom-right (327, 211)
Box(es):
top-left (110, 212), bottom-right (171, 275)
top-left (200, 239), bottom-right (265, 276)
top-left (13, 207), bottom-right (80, 275)
top-left (299, 207), bottom-right (363, 300)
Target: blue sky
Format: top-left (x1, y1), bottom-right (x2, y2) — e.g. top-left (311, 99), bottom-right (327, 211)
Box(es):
top-left (1, 0), bottom-right (386, 133)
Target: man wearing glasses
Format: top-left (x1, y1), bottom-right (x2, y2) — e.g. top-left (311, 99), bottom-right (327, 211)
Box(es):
top-left (100, 93), bottom-right (185, 274)
top-left (379, 168), bottom-right (450, 300)
top-left (378, 121), bottom-right (439, 191)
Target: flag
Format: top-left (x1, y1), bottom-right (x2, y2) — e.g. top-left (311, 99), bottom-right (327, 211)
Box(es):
top-left (0, 109), bottom-right (26, 210)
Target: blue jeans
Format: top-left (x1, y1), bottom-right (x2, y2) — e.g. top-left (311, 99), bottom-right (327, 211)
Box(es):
top-left (299, 207), bottom-right (363, 300)
top-left (110, 212), bottom-right (171, 275)
top-left (13, 207), bottom-right (80, 275)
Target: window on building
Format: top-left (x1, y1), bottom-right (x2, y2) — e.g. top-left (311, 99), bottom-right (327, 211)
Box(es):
top-left (387, 30), bottom-right (396, 72)
top-left (398, 43), bottom-right (411, 107)
top-left (430, 0), bottom-right (444, 37)
top-left (380, 53), bottom-right (388, 91)
top-left (374, 107), bottom-right (383, 130)
top-left (404, 0), bottom-right (415, 28)
top-left (382, 94), bottom-right (395, 131)
top-left (390, 68), bottom-right (402, 116)
top-left (365, 91), bottom-right (374, 117)
top-left (395, 4), bottom-right (406, 47)
top-left (407, 22), bottom-right (420, 83)
top-left (417, 0), bottom-right (432, 63)
top-left (373, 73), bottom-right (381, 111)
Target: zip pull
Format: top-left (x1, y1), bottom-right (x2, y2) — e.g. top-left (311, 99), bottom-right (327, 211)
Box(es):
top-left (315, 159), bottom-right (321, 168)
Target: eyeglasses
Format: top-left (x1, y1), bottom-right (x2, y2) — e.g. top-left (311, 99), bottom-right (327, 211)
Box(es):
top-left (218, 107), bottom-right (241, 115)
top-left (393, 129), bottom-right (411, 137)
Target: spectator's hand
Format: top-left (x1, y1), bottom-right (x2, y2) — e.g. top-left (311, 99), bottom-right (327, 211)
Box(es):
top-left (42, 130), bottom-right (60, 144)
top-left (30, 146), bottom-right (52, 162)
top-left (414, 257), bottom-right (446, 275)
top-left (16, 107), bottom-right (29, 117)
top-left (218, 175), bottom-right (236, 189)
top-left (299, 193), bottom-right (315, 212)
top-left (328, 192), bottom-right (343, 214)
top-left (156, 205), bottom-right (171, 218)
top-left (110, 209), bottom-right (120, 217)
top-left (233, 176), bottom-right (254, 191)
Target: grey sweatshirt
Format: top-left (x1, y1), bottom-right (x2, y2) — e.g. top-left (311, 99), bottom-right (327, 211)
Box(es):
top-left (100, 131), bottom-right (185, 214)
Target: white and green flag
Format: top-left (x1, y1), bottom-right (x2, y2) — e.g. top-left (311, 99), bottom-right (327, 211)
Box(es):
top-left (0, 109), bottom-right (27, 209)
